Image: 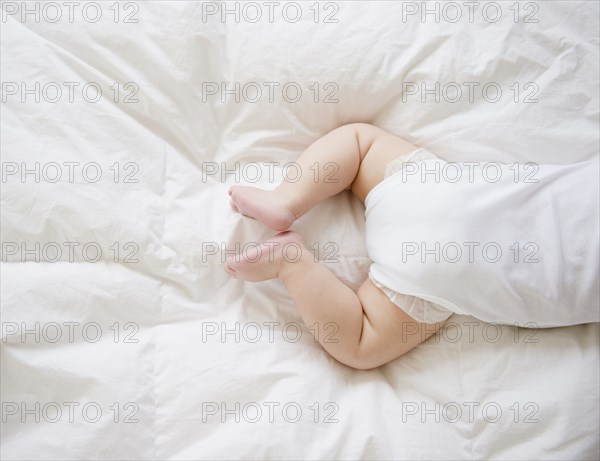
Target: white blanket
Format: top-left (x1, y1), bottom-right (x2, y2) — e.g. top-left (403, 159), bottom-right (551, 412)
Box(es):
top-left (2, 1), bottom-right (599, 459)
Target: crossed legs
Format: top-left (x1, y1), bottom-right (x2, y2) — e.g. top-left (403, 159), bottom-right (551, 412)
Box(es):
top-left (226, 123), bottom-right (445, 369)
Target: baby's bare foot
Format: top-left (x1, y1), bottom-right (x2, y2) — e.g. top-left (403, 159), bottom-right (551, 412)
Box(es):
top-left (224, 231), bottom-right (305, 281)
top-left (228, 185), bottom-right (296, 231)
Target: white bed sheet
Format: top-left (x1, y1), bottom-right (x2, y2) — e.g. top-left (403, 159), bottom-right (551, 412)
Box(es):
top-left (1, 1), bottom-right (599, 459)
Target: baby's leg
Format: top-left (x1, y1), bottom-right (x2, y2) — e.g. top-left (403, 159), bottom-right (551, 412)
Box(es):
top-left (226, 123), bottom-right (446, 369)
top-left (226, 230), bottom-right (444, 369)
top-left (229, 123), bottom-right (417, 230)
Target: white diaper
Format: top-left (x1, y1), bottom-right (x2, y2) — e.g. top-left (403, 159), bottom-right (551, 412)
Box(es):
top-left (364, 148), bottom-right (600, 327)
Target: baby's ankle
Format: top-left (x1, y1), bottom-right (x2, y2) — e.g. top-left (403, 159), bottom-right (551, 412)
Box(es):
top-left (273, 186), bottom-right (299, 221)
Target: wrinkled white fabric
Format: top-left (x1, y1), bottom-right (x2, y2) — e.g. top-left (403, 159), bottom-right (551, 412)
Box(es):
top-left (366, 150), bottom-right (600, 327)
top-left (2, 1), bottom-right (599, 460)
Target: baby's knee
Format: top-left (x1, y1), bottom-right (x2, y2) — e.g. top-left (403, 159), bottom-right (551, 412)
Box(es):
top-left (328, 348), bottom-right (373, 370)
top-left (341, 354), bottom-right (380, 371)
top-left (334, 343), bottom-right (407, 370)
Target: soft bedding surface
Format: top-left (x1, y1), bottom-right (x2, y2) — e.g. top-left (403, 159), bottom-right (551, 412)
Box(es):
top-left (1, 1), bottom-right (599, 460)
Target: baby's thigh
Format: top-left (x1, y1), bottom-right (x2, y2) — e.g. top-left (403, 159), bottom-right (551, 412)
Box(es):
top-left (353, 278), bottom-right (445, 368)
top-left (351, 127), bottom-right (419, 203)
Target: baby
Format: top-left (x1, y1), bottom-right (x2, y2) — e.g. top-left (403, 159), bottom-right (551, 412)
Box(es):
top-left (224, 123), bottom-right (600, 369)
